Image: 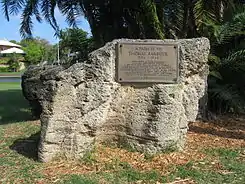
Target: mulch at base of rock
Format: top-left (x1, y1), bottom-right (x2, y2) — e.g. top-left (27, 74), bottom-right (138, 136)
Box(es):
top-left (188, 119), bottom-right (245, 149)
top-left (41, 119), bottom-right (245, 182)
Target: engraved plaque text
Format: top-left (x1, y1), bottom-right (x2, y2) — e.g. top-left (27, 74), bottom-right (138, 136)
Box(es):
top-left (116, 42), bottom-right (179, 83)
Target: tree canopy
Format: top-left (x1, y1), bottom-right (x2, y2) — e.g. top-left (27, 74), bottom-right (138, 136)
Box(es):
top-left (2, 0), bottom-right (242, 46)
top-left (20, 37), bottom-right (56, 64)
top-left (59, 28), bottom-right (95, 63)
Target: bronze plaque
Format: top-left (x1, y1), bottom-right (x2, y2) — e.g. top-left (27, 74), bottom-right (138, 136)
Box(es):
top-left (116, 42), bottom-right (179, 83)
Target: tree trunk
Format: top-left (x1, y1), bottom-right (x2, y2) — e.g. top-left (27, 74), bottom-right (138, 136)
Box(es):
top-left (140, 0), bottom-right (165, 39)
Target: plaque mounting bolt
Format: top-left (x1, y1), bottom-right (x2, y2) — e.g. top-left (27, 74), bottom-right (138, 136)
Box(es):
top-left (174, 46), bottom-right (177, 49)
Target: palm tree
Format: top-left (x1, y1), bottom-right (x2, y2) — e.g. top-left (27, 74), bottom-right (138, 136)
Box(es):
top-left (2, 0), bottom-right (165, 46)
top-left (2, 0), bottom-right (238, 45)
top-left (2, 3), bottom-right (243, 51)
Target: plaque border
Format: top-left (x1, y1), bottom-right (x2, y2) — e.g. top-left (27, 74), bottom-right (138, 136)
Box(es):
top-left (115, 41), bottom-right (180, 84)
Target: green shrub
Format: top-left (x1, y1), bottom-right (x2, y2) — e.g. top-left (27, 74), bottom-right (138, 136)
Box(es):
top-left (0, 67), bottom-right (9, 72)
top-left (0, 57), bottom-right (10, 64)
top-left (207, 6), bottom-right (245, 114)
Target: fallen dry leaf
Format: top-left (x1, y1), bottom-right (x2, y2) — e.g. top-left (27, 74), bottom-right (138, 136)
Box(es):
top-left (40, 119), bottom-right (245, 181)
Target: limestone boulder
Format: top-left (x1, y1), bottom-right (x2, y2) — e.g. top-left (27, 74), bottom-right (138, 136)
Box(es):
top-left (22, 38), bottom-right (210, 162)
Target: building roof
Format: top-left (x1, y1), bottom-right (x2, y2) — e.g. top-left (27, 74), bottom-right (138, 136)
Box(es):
top-left (0, 47), bottom-right (25, 54)
top-left (0, 40), bottom-right (21, 48)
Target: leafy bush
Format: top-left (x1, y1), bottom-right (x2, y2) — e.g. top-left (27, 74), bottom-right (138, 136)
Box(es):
top-left (208, 5), bottom-right (245, 114)
top-left (0, 67), bottom-right (9, 72)
top-left (0, 57), bottom-right (10, 64)
top-left (6, 54), bottom-right (21, 72)
top-left (8, 59), bottom-right (20, 72)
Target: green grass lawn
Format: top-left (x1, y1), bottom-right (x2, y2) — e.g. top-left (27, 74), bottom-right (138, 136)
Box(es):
top-left (0, 83), bottom-right (244, 184)
top-left (0, 82), bottom-right (42, 183)
top-left (0, 82), bottom-right (32, 124)
top-left (0, 72), bottom-right (23, 76)
top-left (0, 71), bottom-right (25, 76)
top-left (0, 82), bottom-right (21, 91)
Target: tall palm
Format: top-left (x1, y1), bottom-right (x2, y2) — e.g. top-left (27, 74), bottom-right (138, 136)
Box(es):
top-left (1, 0), bottom-right (165, 46)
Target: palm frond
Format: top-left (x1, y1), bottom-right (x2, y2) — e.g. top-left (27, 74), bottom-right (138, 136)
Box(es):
top-left (223, 49), bottom-right (245, 63)
top-left (215, 5), bottom-right (245, 44)
top-left (208, 82), bottom-right (245, 113)
top-left (8, 0), bottom-right (24, 15)
top-left (194, 0), bottom-right (217, 29)
top-left (1, 0), bottom-right (11, 20)
top-left (162, 0), bottom-right (184, 38)
top-left (20, 0), bottom-right (40, 38)
top-left (57, 0), bottom-right (83, 28)
top-left (1, 0), bottom-right (25, 19)
top-left (41, 0), bottom-right (59, 34)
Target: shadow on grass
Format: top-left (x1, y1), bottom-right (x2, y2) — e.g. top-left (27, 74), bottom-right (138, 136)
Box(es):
top-left (189, 122), bottom-right (245, 140)
top-left (10, 131), bottom-right (40, 161)
top-left (0, 89), bottom-right (34, 125)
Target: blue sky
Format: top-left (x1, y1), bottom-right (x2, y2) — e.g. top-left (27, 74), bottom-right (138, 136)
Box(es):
top-left (0, 9), bottom-right (91, 44)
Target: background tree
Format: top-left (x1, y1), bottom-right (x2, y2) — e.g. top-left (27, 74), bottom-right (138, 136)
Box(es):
top-left (2, 0), bottom-right (167, 46)
top-left (2, 0), bottom-right (242, 45)
top-left (58, 28), bottom-right (96, 64)
top-left (21, 39), bottom-right (43, 64)
top-left (20, 37), bottom-right (56, 65)
top-left (9, 40), bottom-right (20, 44)
top-left (7, 53), bottom-right (21, 72)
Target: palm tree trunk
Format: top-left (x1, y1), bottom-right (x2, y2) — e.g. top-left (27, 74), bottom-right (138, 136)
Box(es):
top-left (181, 0), bottom-right (190, 38)
top-left (140, 0), bottom-right (165, 39)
